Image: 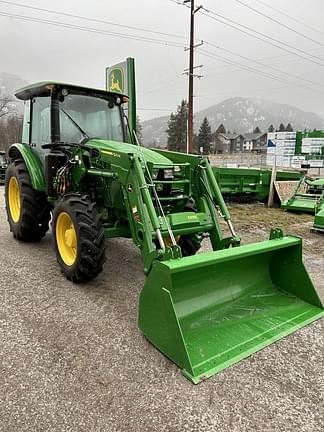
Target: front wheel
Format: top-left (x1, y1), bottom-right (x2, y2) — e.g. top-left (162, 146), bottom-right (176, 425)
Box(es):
top-left (52, 194), bottom-right (105, 282)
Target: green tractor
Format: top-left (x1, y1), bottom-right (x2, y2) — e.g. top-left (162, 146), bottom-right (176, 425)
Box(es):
top-left (0, 150), bottom-right (8, 184)
top-left (5, 82), bottom-right (324, 383)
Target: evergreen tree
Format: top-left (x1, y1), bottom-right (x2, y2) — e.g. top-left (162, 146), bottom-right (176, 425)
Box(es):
top-left (268, 124), bottom-right (274, 132)
top-left (253, 126), bottom-right (261, 134)
top-left (136, 115), bottom-right (143, 144)
top-left (166, 100), bottom-right (188, 152)
top-left (215, 123), bottom-right (226, 134)
top-left (286, 123), bottom-right (293, 132)
top-left (198, 117), bottom-right (212, 154)
top-left (278, 123), bottom-right (285, 132)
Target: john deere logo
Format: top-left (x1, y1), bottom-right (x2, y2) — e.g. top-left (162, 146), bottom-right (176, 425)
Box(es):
top-left (109, 67), bottom-right (124, 94)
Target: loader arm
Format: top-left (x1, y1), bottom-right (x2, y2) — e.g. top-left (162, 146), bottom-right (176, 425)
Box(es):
top-left (118, 151), bottom-right (241, 272)
top-left (84, 148), bottom-right (240, 273)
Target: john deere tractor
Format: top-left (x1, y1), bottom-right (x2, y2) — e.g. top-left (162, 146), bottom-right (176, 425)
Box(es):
top-left (5, 82), bottom-right (324, 383)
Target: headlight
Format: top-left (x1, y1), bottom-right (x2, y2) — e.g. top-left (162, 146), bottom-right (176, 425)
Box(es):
top-left (164, 169), bottom-right (174, 179)
top-left (173, 165), bottom-right (181, 173)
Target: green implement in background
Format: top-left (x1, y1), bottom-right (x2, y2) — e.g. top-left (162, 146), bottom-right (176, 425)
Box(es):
top-left (282, 175), bottom-right (324, 213)
top-left (312, 184), bottom-right (324, 232)
top-left (313, 208), bottom-right (324, 232)
top-left (213, 167), bottom-right (302, 202)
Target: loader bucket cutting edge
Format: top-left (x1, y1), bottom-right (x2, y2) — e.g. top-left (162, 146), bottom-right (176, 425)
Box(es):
top-left (138, 236), bottom-right (324, 383)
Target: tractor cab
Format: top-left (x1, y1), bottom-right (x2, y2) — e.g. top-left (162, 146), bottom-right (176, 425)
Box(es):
top-left (15, 82), bottom-right (129, 195)
top-left (15, 82), bottom-right (128, 156)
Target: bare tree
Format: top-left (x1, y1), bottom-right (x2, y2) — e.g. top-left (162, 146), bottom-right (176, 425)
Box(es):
top-left (0, 114), bottom-right (23, 152)
top-left (0, 95), bottom-right (16, 119)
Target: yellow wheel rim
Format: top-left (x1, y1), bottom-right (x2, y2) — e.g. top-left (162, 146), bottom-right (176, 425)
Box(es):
top-left (8, 176), bottom-right (21, 223)
top-left (56, 212), bottom-right (77, 266)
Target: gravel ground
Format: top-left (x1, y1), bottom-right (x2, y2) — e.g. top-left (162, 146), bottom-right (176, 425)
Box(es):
top-left (0, 189), bottom-right (323, 432)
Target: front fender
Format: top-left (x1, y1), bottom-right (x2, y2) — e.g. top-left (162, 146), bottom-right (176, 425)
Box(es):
top-left (8, 143), bottom-right (46, 192)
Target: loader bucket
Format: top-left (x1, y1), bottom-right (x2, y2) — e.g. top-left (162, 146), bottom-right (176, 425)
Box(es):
top-left (139, 236), bottom-right (324, 383)
top-left (282, 196), bottom-right (318, 213)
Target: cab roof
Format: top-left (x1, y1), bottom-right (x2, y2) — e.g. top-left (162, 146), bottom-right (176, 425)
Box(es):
top-left (15, 81), bottom-right (128, 101)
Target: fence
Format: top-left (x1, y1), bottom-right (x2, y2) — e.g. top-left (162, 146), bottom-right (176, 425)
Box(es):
top-left (209, 153), bottom-right (324, 176)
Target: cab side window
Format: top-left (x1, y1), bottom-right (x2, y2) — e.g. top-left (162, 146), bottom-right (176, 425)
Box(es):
top-left (31, 97), bottom-right (51, 147)
top-left (22, 100), bottom-right (31, 145)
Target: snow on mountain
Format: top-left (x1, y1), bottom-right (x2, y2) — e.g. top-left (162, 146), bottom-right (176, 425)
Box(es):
top-left (142, 97), bottom-right (324, 147)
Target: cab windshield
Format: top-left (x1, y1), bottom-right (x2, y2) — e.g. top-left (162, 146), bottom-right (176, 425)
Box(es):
top-left (59, 93), bottom-right (125, 143)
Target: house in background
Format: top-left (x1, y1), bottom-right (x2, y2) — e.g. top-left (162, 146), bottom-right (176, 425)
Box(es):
top-left (243, 132), bottom-right (267, 153)
top-left (213, 133), bottom-right (244, 153)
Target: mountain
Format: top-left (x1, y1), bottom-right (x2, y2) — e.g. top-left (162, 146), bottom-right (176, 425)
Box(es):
top-left (0, 72), bottom-right (28, 96)
top-left (141, 97), bottom-right (324, 147)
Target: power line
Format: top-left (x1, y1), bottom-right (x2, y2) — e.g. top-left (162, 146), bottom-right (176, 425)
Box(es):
top-left (0, 0), bottom-right (189, 42)
top-left (168, 0), bottom-right (324, 68)
top-left (0, 11), bottom-right (185, 48)
top-left (253, 0), bottom-right (324, 39)
top-left (138, 76), bottom-right (185, 96)
top-left (232, 0), bottom-right (324, 48)
top-left (2, 1), bottom-right (323, 103)
top-left (198, 48), bottom-right (324, 97)
top-left (199, 48), bottom-right (296, 86)
top-left (138, 44), bottom-right (323, 98)
top-left (170, 0), bottom-right (324, 64)
top-left (200, 8), bottom-right (324, 68)
top-left (4, 0), bottom-right (324, 74)
top-left (205, 42), bottom-right (324, 88)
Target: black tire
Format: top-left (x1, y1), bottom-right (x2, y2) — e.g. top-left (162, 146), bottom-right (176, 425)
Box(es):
top-left (52, 193), bottom-right (105, 282)
top-left (178, 235), bottom-right (201, 257)
top-left (5, 158), bottom-right (51, 241)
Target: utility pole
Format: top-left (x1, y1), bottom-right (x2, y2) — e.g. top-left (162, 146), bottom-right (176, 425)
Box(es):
top-left (184, 0), bottom-right (203, 154)
top-left (187, 0), bottom-right (194, 154)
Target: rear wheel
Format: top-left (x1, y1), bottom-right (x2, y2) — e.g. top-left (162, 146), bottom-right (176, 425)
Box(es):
top-left (5, 159), bottom-right (51, 241)
top-left (52, 194), bottom-right (105, 282)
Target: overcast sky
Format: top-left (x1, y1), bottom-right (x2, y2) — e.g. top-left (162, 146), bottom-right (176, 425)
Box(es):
top-left (1, 0), bottom-right (324, 120)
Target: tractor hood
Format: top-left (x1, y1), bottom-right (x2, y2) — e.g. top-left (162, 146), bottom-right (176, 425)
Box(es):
top-left (87, 139), bottom-right (174, 166)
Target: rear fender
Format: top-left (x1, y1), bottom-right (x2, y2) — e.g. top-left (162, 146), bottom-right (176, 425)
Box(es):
top-left (8, 143), bottom-right (45, 192)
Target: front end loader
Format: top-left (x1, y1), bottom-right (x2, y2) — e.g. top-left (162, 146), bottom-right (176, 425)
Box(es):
top-left (5, 82), bottom-right (324, 383)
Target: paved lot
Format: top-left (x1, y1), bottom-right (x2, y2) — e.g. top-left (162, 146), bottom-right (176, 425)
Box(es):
top-left (0, 188), bottom-right (323, 432)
